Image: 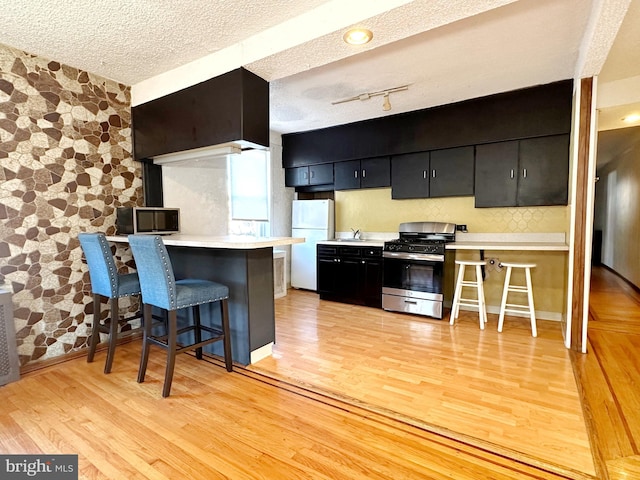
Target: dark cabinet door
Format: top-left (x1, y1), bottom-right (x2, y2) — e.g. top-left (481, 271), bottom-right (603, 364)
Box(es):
top-left (334, 160), bottom-right (361, 190)
top-left (360, 248), bottom-right (383, 308)
top-left (285, 166), bottom-right (309, 187)
top-left (517, 134), bottom-right (569, 206)
top-left (308, 163), bottom-right (333, 185)
top-left (317, 245), bottom-right (383, 308)
top-left (337, 257), bottom-right (362, 304)
top-left (335, 158), bottom-right (390, 190)
top-left (391, 151), bottom-right (430, 199)
top-left (429, 146), bottom-right (475, 198)
top-left (474, 141), bottom-right (519, 207)
top-left (286, 164), bottom-right (334, 187)
top-left (317, 257), bottom-right (339, 295)
top-left (360, 157), bottom-right (390, 189)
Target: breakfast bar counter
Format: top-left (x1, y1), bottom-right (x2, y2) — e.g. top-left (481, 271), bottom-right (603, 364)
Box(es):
top-left (107, 234), bottom-right (303, 365)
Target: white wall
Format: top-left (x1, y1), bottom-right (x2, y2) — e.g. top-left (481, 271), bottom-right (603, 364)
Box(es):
top-left (269, 132), bottom-right (295, 238)
top-left (269, 132), bottom-right (296, 286)
top-left (162, 158), bottom-right (229, 235)
top-left (595, 134), bottom-right (640, 288)
top-left (160, 131), bottom-right (295, 244)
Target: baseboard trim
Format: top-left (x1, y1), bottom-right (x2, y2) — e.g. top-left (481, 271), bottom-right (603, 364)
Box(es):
top-left (20, 329), bottom-right (143, 375)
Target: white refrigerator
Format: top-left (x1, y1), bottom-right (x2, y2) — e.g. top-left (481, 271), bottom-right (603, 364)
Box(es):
top-left (291, 199), bottom-right (335, 290)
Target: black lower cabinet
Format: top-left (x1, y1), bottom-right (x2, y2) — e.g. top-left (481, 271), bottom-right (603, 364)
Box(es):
top-left (317, 244), bottom-right (382, 308)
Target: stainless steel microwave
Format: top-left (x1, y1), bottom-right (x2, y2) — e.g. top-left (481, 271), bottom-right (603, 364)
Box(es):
top-left (116, 207), bottom-right (180, 235)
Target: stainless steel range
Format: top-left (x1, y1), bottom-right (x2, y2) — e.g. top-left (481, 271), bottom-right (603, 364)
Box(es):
top-left (382, 222), bottom-right (456, 319)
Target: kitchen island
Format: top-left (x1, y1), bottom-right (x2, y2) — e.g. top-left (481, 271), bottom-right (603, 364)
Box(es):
top-left (107, 234), bottom-right (303, 365)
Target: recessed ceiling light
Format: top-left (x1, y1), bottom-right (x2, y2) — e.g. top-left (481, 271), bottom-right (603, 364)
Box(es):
top-left (622, 113), bottom-right (640, 123)
top-left (343, 28), bottom-right (373, 45)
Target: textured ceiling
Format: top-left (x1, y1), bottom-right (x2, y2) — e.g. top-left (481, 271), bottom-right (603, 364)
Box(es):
top-left (0, 0), bottom-right (638, 153)
top-left (0, 0), bottom-right (330, 85)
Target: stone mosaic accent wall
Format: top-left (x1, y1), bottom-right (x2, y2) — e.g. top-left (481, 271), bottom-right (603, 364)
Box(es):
top-left (0, 44), bottom-right (142, 366)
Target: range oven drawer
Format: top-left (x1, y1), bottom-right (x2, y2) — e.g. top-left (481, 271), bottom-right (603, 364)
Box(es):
top-left (382, 292), bottom-right (444, 319)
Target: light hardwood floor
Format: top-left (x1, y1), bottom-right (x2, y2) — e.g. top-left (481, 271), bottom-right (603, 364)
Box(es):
top-left (3, 267), bottom-right (636, 479)
top-left (0, 341), bottom-right (578, 479)
top-left (572, 266), bottom-right (640, 480)
top-left (252, 291), bottom-right (595, 478)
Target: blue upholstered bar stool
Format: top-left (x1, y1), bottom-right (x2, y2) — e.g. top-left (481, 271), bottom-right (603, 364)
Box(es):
top-left (78, 232), bottom-right (142, 373)
top-left (128, 235), bottom-right (233, 398)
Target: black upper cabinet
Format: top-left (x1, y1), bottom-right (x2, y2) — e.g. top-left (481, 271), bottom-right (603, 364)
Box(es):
top-left (391, 152), bottom-right (430, 199)
top-left (334, 160), bottom-right (360, 190)
top-left (285, 164), bottom-right (333, 187)
top-left (282, 80), bottom-right (572, 168)
top-left (391, 146), bottom-right (474, 199)
top-left (475, 135), bottom-right (569, 207)
top-left (429, 146), bottom-right (475, 197)
top-left (475, 141), bottom-right (519, 207)
top-left (518, 135), bottom-right (570, 206)
top-left (133, 68), bottom-right (269, 160)
top-left (334, 157), bottom-right (390, 190)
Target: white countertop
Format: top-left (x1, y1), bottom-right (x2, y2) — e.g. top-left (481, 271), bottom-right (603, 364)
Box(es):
top-left (106, 234), bottom-right (304, 249)
top-left (319, 232), bottom-right (568, 251)
top-left (319, 239), bottom-right (385, 247)
top-left (447, 232), bottom-right (569, 251)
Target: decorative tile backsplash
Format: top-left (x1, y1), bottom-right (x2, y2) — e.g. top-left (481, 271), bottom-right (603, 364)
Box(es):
top-left (0, 44), bottom-right (141, 366)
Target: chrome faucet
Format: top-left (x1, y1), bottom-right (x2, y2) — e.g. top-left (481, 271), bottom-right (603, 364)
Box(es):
top-left (351, 228), bottom-right (361, 239)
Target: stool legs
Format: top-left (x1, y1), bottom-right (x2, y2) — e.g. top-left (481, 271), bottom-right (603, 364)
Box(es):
top-left (104, 297), bottom-right (120, 374)
top-left (87, 293), bottom-right (102, 364)
top-left (449, 261), bottom-right (487, 329)
top-left (497, 266), bottom-right (512, 334)
top-left (449, 264), bottom-right (466, 325)
top-left (475, 264), bottom-right (487, 328)
top-left (137, 303), bottom-right (154, 384)
top-left (498, 264), bottom-right (537, 337)
top-left (221, 299), bottom-right (233, 372)
top-left (137, 302), bottom-right (233, 397)
top-left (163, 310), bottom-right (178, 398)
top-left (87, 294), bottom-right (122, 374)
top-left (525, 267), bottom-right (537, 337)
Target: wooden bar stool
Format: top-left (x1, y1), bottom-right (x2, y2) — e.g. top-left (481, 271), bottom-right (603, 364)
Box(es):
top-left (497, 262), bottom-right (537, 337)
top-left (449, 260), bottom-right (487, 329)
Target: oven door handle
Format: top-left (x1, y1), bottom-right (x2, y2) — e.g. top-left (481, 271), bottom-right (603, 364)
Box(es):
top-left (383, 251), bottom-right (445, 262)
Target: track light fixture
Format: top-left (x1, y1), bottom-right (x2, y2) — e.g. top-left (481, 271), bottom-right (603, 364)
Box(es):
top-left (332, 85), bottom-right (409, 112)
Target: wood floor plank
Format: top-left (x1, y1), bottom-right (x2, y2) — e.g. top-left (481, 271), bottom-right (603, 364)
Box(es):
top-left (573, 266), bottom-right (640, 480)
top-left (252, 290), bottom-right (594, 477)
top-left (0, 341), bottom-right (585, 480)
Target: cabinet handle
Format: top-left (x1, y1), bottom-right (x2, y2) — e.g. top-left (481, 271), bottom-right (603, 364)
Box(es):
top-left (432, 169), bottom-right (436, 178)
top-left (310, 170), bottom-right (315, 178)
top-left (510, 169), bottom-right (514, 179)
top-left (523, 168), bottom-right (527, 178)
top-left (354, 170), bottom-right (358, 179)
top-left (423, 170), bottom-right (427, 179)
top-left (404, 300), bottom-right (418, 305)
top-left (361, 260), bottom-right (365, 264)
top-left (304, 171), bottom-right (308, 180)
top-left (362, 169), bottom-right (366, 178)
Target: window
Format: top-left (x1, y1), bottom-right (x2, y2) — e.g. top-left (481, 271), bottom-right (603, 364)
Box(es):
top-left (228, 149), bottom-right (270, 236)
